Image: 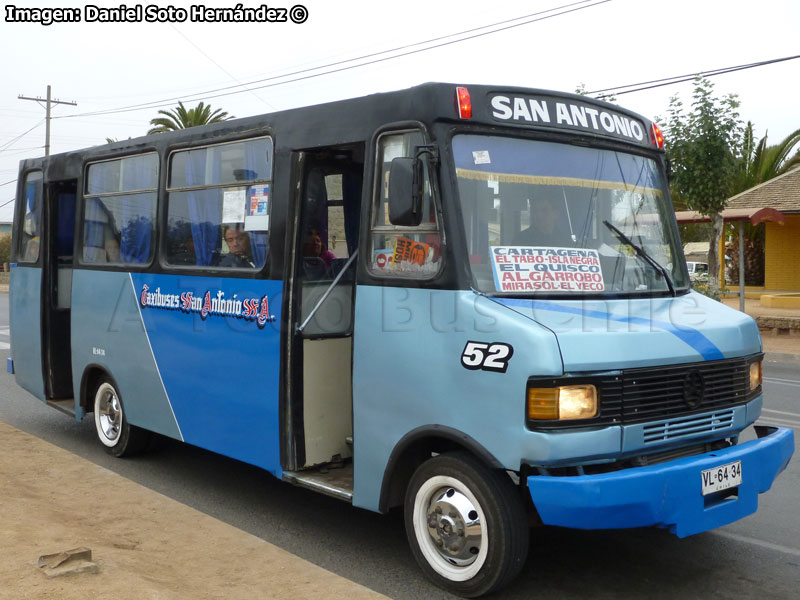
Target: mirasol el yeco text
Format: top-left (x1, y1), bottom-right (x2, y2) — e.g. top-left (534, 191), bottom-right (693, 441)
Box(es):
top-left (4, 4), bottom-right (292, 25)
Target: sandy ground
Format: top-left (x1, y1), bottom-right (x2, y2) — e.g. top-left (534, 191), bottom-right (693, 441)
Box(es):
top-left (0, 422), bottom-right (387, 600)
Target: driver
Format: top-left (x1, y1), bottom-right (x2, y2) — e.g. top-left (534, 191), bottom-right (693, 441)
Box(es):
top-left (513, 194), bottom-right (568, 247)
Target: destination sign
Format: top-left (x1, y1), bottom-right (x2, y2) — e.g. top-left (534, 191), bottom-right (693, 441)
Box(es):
top-left (489, 94), bottom-right (650, 146)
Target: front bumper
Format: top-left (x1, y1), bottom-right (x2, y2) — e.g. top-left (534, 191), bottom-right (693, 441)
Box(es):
top-left (527, 426), bottom-right (794, 538)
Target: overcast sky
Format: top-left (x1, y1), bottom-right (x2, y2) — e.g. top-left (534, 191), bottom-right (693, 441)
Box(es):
top-left (2, 0), bottom-right (798, 221)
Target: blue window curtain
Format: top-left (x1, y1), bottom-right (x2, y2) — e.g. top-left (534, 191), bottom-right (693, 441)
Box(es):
top-left (184, 149), bottom-right (220, 266)
top-left (24, 175), bottom-right (42, 234)
top-left (83, 197), bottom-right (110, 262)
top-left (25, 180), bottom-right (37, 212)
top-left (119, 157), bottom-right (155, 263)
top-left (244, 141), bottom-right (268, 266)
top-left (119, 194), bottom-right (154, 264)
top-left (85, 155), bottom-right (157, 264)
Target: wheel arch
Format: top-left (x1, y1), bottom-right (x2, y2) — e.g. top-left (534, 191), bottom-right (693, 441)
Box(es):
top-left (378, 425), bottom-right (506, 513)
top-left (79, 363), bottom-right (116, 413)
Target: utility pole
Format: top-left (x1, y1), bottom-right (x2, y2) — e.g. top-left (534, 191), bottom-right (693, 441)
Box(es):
top-left (18, 85), bottom-right (77, 156)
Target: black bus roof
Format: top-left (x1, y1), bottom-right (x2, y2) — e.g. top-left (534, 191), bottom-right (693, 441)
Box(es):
top-left (19, 82), bottom-right (661, 179)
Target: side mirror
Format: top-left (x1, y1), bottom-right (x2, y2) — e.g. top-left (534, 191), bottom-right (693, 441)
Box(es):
top-left (388, 157), bottom-right (423, 226)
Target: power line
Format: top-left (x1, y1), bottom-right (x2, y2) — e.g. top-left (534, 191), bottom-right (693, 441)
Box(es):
top-left (589, 54), bottom-right (800, 97)
top-left (0, 179), bottom-right (17, 187)
top-left (0, 119), bottom-right (45, 153)
top-left (58, 0), bottom-right (610, 119)
top-left (169, 23), bottom-right (276, 110)
top-left (0, 146), bottom-right (44, 154)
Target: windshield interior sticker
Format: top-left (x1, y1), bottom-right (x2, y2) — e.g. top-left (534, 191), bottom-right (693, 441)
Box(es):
top-left (472, 150), bottom-right (491, 165)
top-left (393, 237), bottom-right (432, 266)
top-left (222, 189), bottom-right (247, 223)
top-left (373, 248), bottom-right (394, 270)
top-left (245, 185), bottom-right (270, 231)
top-left (490, 246), bottom-right (605, 292)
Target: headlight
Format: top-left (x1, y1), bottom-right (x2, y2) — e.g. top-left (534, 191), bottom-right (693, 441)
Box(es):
top-left (749, 361), bottom-right (762, 391)
top-left (527, 384), bottom-right (598, 421)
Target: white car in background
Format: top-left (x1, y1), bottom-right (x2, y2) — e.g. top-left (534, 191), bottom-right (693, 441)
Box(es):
top-left (687, 261), bottom-right (709, 281)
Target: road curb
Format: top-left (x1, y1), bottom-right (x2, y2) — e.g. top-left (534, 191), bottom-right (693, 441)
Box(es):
top-left (764, 351), bottom-right (800, 365)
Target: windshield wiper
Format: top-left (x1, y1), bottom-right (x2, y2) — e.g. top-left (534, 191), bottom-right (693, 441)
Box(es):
top-left (602, 220), bottom-right (676, 296)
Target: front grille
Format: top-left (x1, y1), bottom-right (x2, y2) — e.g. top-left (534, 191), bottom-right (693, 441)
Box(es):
top-left (527, 354), bottom-right (760, 429)
top-left (642, 409), bottom-right (735, 444)
top-left (607, 356), bottom-right (756, 425)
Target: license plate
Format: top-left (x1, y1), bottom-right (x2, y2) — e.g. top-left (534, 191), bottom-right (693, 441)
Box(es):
top-left (701, 460), bottom-right (742, 496)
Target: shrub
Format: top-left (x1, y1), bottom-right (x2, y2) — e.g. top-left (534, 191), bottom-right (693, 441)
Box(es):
top-left (692, 272), bottom-right (726, 301)
top-left (0, 233), bottom-right (11, 265)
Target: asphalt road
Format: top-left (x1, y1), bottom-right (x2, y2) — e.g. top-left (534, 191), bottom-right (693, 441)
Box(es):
top-left (0, 291), bottom-right (798, 599)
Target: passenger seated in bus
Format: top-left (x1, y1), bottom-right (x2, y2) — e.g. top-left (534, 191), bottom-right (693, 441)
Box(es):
top-left (218, 225), bottom-right (254, 268)
top-left (104, 237), bottom-right (121, 262)
top-left (83, 226), bottom-right (121, 263)
top-left (169, 231), bottom-right (197, 265)
top-left (302, 229), bottom-right (336, 269)
top-left (513, 194), bottom-right (570, 248)
top-left (22, 235), bottom-right (40, 262)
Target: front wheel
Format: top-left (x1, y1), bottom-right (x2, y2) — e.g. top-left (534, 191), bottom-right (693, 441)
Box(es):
top-left (93, 377), bottom-right (149, 457)
top-left (404, 452), bottom-right (529, 597)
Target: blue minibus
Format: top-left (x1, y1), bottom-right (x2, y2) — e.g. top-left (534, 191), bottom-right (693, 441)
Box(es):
top-left (8, 83), bottom-right (793, 596)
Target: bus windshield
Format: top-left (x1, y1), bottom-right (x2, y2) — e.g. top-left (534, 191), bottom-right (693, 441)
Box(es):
top-left (453, 134), bottom-right (689, 296)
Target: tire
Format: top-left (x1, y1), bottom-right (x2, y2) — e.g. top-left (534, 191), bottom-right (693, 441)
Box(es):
top-left (404, 452), bottom-right (529, 597)
top-left (93, 377), bottom-right (149, 457)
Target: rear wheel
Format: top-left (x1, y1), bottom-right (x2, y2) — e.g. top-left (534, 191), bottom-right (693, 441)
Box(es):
top-left (93, 377), bottom-right (149, 457)
top-left (404, 452), bottom-right (529, 597)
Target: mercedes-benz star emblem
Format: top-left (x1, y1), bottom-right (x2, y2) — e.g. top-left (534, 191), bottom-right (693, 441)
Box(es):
top-left (683, 370), bottom-right (705, 409)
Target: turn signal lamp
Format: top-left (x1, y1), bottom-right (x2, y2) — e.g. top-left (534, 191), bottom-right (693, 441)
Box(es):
top-left (456, 86), bottom-right (472, 119)
top-left (749, 361), bottom-right (762, 391)
top-left (527, 385), bottom-right (598, 421)
top-left (650, 122), bottom-right (665, 149)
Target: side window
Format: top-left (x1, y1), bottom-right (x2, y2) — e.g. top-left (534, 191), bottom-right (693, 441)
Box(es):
top-left (369, 131), bottom-right (441, 277)
top-left (166, 137), bottom-right (272, 270)
top-left (18, 171), bottom-right (43, 263)
top-left (82, 153), bottom-right (158, 265)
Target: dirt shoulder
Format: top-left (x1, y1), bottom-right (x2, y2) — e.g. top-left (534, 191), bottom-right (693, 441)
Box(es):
top-left (0, 421), bottom-right (387, 600)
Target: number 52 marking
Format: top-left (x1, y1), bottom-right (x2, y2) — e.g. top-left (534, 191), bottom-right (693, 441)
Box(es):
top-left (460, 341), bottom-right (514, 373)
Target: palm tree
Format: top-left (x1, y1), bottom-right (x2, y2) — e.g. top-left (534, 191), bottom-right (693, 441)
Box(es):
top-left (735, 122), bottom-right (800, 191)
top-left (147, 101), bottom-right (233, 134)
top-left (726, 123), bottom-right (800, 286)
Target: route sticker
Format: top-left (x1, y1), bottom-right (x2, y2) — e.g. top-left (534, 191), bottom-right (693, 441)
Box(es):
top-left (393, 237), bottom-right (431, 266)
top-left (245, 184), bottom-right (270, 231)
top-left (490, 246), bottom-right (605, 292)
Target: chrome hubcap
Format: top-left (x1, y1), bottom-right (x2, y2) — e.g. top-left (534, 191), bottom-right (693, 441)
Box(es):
top-left (98, 388), bottom-right (121, 442)
top-left (425, 487), bottom-right (483, 566)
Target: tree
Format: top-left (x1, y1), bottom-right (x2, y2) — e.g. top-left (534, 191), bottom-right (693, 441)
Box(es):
top-left (735, 121), bottom-right (800, 191)
top-left (722, 123), bottom-right (800, 288)
top-left (147, 101), bottom-right (233, 134)
top-left (0, 233), bottom-right (11, 266)
top-left (574, 82), bottom-right (617, 104)
top-left (663, 77), bottom-right (744, 298)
